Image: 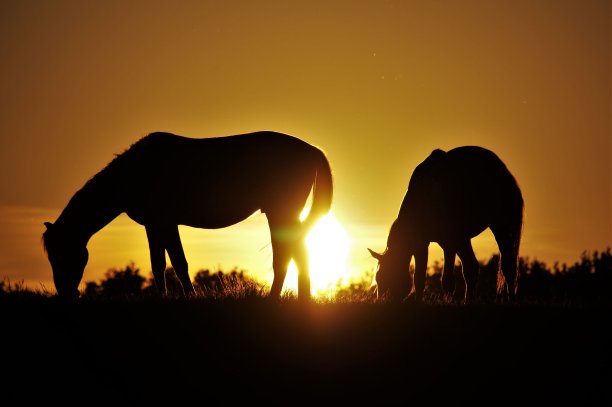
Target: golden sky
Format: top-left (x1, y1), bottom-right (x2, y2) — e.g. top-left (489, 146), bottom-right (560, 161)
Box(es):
top-left (0, 0), bottom-right (610, 290)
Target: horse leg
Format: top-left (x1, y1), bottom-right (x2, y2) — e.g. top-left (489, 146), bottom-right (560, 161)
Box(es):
top-left (145, 225), bottom-right (168, 296)
top-left (456, 240), bottom-right (479, 304)
top-left (163, 225), bottom-right (196, 297)
top-left (441, 245), bottom-right (456, 299)
top-left (292, 235), bottom-right (310, 301)
top-left (413, 244), bottom-right (428, 302)
top-left (492, 228), bottom-right (519, 303)
top-left (267, 215), bottom-right (299, 300)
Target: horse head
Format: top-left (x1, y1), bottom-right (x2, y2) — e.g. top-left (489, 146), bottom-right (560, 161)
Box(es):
top-left (43, 222), bottom-right (88, 298)
top-left (368, 248), bottom-right (412, 301)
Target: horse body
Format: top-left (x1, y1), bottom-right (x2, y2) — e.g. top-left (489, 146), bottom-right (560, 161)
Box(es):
top-left (43, 131), bottom-right (333, 300)
top-left (370, 146), bottom-right (523, 303)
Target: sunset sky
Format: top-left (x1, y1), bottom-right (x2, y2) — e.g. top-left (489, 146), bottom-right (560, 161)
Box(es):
top-left (0, 0), bottom-right (609, 293)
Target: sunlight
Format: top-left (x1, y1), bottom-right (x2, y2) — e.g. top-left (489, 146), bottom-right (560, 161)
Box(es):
top-left (284, 213), bottom-right (352, 299)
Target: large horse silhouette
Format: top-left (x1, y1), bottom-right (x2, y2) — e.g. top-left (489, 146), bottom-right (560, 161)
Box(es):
top-left (369, 146), bottom-right (523, 303)
top-left (42, 131), bottom-right (333, 300)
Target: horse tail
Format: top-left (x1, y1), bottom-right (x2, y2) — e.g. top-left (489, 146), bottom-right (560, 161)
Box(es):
top-left (302, 148), bottom-right (333, 234)
top-left (515, 196), bottom-right (524, 254)
top-left (508, 179), bottom-right (525, 295)
top-left (511, 174), bottom-right (525, 255)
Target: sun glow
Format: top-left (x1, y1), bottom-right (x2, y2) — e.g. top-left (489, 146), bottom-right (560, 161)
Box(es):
top-left (285, 213), bottom-right (351, 298)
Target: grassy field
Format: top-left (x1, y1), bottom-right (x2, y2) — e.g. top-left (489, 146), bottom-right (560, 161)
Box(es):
top-left (2, 291), bottom-right (610, 406)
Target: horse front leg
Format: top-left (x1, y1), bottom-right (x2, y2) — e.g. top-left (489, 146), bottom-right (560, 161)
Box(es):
top-left (413, 244), bottom-right (429, 302)
top-left (457, 240), bottom-right (479, 304)
top-left (441, 245), bottom-right (456, 300)
top-left (145, 225), bottom-right (167, 296)
top-left (164, 225), bottom-right (196, 298)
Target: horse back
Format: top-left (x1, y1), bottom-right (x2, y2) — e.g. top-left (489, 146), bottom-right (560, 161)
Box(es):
top-left (118, 131), bottom-right (325, 226)
top-left (124, 130), bottom-right (320, 180)
top-left (399, 146), bottom-right (523, 239)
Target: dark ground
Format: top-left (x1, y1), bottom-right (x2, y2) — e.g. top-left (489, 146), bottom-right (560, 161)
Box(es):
top-left (3, 296), bottom-right (611, 406)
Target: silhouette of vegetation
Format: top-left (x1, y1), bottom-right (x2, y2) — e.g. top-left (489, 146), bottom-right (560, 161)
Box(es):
top-left (0, 277), bottom-right (50, 299)
top-left (192, 267), bottom-right (266, 299)
top-left (1, 248), bottom-right (610, 305)
top-left (100, 247), bottom-right (612, 305)
top-left (421, 248), bottom-right (612, 305)
top-left (2, 248), bottom-right (610, 405)
top-left (80, 263), bottom-right (265, 300)
top-left (82, 262), bottom-right (147, 299)
top-left (518, 248), bottom-right (612, 305)
top-left (329, 279), bottom-right (378, 303)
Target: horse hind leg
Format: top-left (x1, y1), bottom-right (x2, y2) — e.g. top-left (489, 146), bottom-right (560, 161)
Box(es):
top-left (267, 214), bottom-right (310, 301)
top-left (267, 230), bottom-right (292, 300)
top-left (293, 238), bottom-right (310, 300)
top-left (492, 227), bottom-right (520, 303)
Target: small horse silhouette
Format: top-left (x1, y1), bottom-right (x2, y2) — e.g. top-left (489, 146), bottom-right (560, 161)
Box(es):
top-left (42, 131), bottom-right (333, 300)
top-left (369, 146), bottom-right (523, 303)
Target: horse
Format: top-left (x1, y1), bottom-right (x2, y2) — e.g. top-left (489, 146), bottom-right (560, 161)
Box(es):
top-left (368, 146), bottom-right (523, 303)
top-left (42, 131), bottom-right (333, 301)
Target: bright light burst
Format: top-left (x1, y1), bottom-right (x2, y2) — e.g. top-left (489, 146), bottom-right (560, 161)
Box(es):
top-left (285, 213), bottom-right (351, 298)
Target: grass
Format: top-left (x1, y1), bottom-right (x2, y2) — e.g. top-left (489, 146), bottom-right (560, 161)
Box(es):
top-left (2, 278), bottom-right (611, 406)
top-left (3, 248), bottom-right (611, 405)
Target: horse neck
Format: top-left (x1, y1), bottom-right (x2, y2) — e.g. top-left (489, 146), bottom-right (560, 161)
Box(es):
top-left (386, 217), bottom-right (415, 257)
top-left (55, 181), bottom-right (123, 244)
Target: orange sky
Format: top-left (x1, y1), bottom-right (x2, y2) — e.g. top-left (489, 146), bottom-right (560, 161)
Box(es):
top-left (0, 0), bottom-right (610, 290)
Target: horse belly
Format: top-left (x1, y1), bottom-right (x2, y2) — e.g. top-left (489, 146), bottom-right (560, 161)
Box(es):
top-left (170, 193), bottom-right (261, 229)
top-left (426, 204), bottom-right (490, 243)
top-left (126, 186), bottom-right (261, 229)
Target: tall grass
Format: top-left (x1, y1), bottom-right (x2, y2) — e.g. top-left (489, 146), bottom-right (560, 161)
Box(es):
top-left (2, 248), bottom-right (610, 306)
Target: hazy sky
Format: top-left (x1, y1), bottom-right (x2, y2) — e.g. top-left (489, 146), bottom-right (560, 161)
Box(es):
top-left (0, 0), bottom-right (610, 289)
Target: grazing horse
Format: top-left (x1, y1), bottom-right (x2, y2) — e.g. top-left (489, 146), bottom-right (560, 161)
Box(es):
top-left (369, 146), bottom-right (523, 303)
top-left (42, 131), bottom-right (333, 300)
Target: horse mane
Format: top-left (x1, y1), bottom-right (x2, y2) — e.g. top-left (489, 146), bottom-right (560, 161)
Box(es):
top-left (384, 218), bottom-right (405, 254)
top-left (82, 133), bottom-right (163, 188)
top-left (42, 133), bottom-right (169, 255)
top-left (383, 148), bottom-right (449, 255)
top-left (41, 230), bottom-right (50, 254)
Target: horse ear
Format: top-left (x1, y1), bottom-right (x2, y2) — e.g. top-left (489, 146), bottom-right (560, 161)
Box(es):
top-left (368, 248), bottom-right (383, 261)
top-left (44, 222), bottom-right (53, 230)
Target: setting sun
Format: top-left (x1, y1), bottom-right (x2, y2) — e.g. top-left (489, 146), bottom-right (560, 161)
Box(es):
top-left (285, 213), bottom-right (351, 298)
